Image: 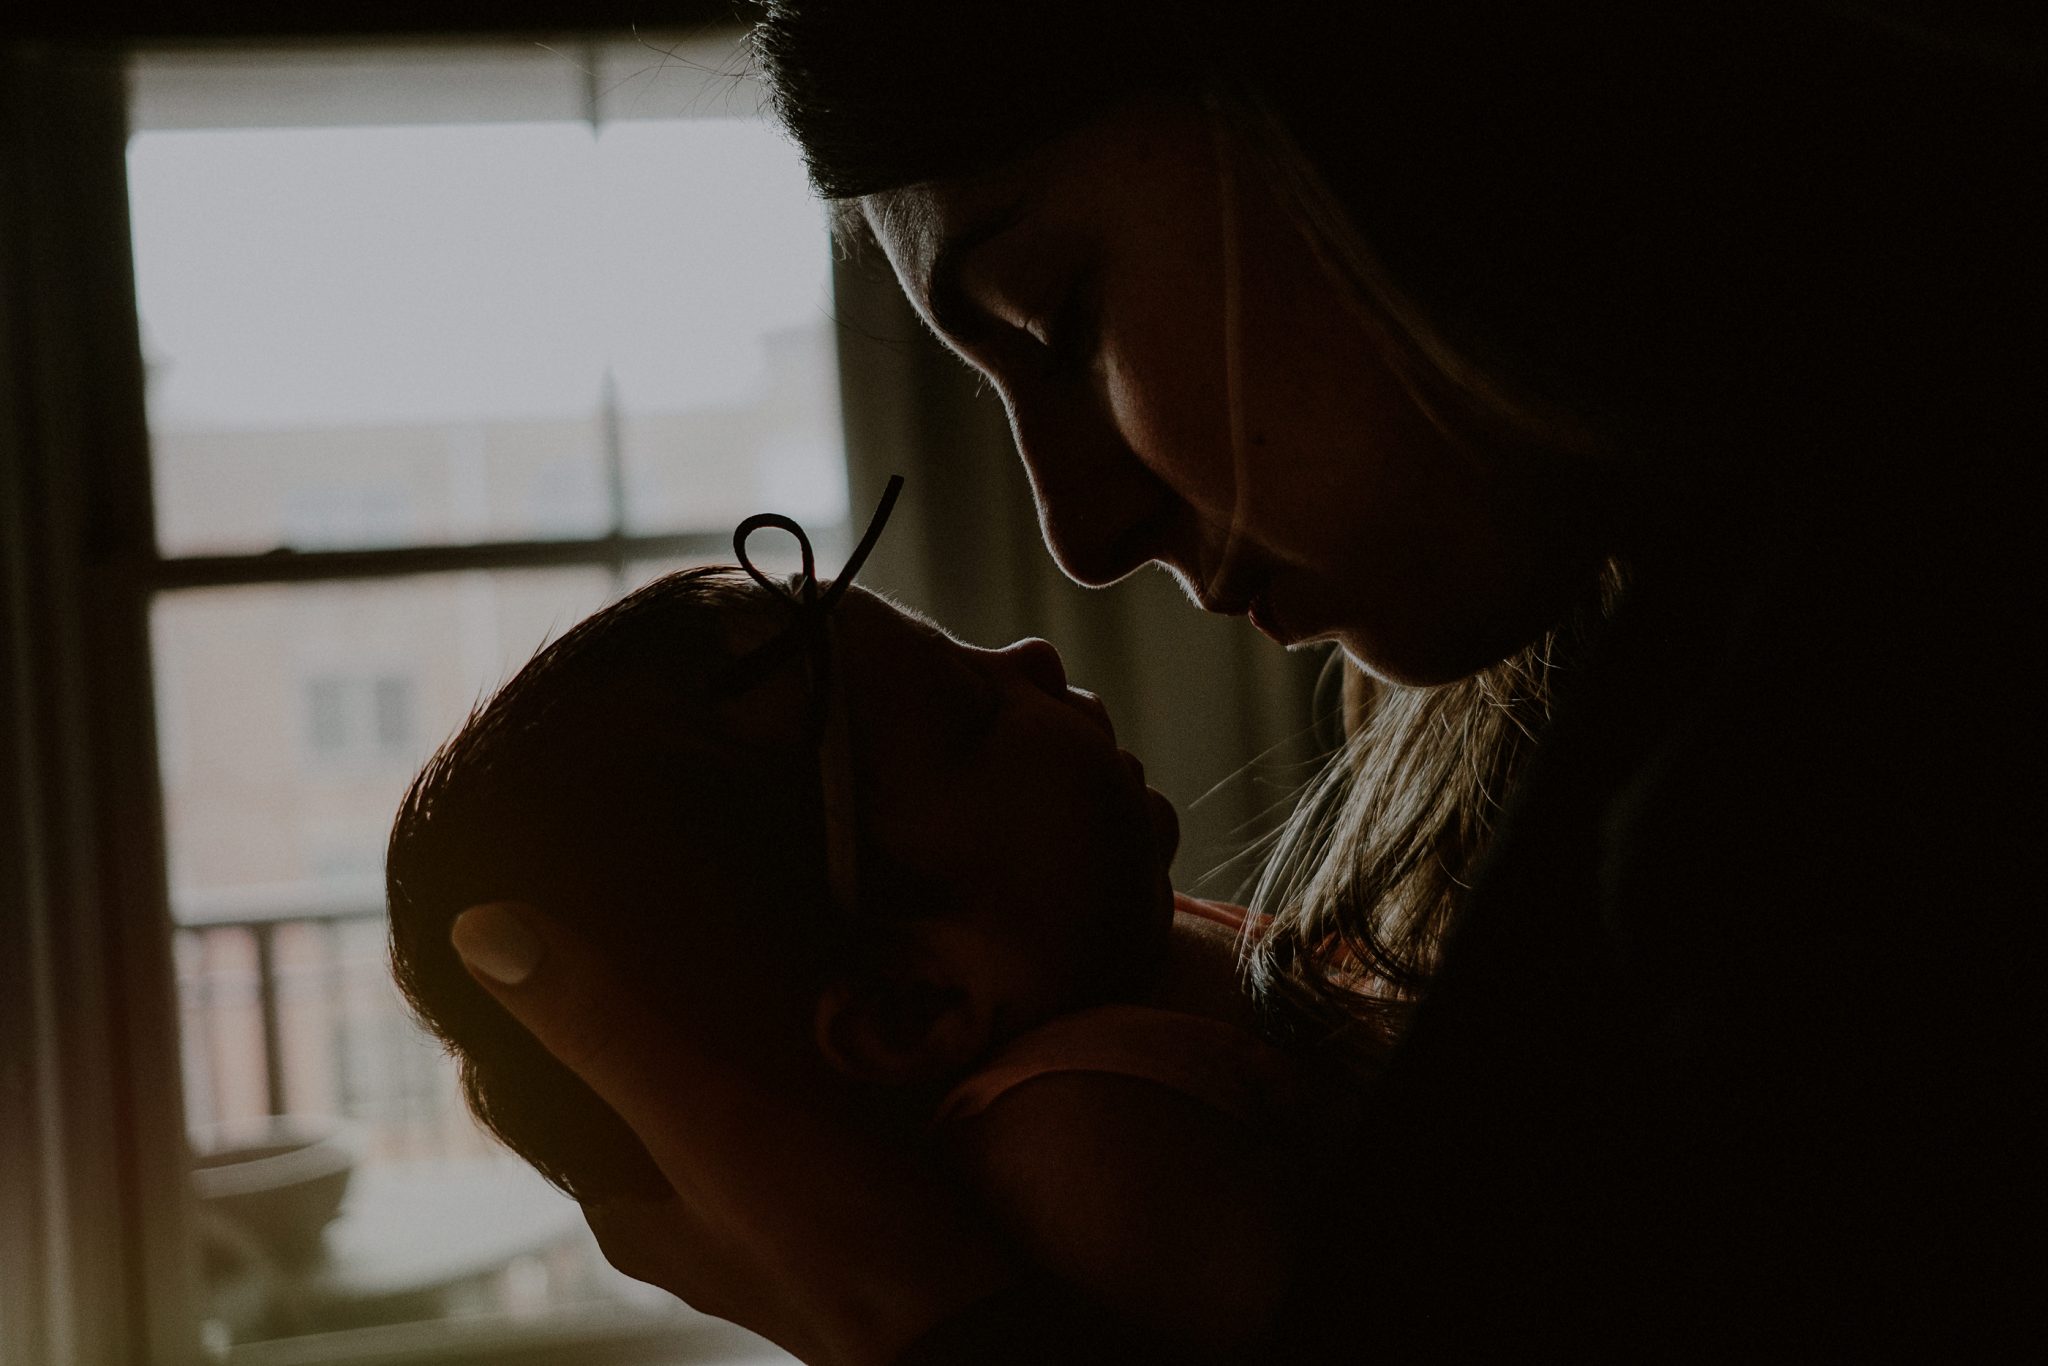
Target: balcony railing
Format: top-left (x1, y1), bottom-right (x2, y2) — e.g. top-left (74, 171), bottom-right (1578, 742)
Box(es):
top-left (173, 878), bottom-right (491, 1161)
top-left (173, 882), bottom-right (651, 1348)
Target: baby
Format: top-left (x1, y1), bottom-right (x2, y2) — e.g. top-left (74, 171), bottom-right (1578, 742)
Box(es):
top-left (386, 490), bottom-right (1345, 1353)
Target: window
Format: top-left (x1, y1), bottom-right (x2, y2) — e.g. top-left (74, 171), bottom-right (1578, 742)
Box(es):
top-left (125, 33), bottom-right (828, 1362)
top-left (0, 26), bottom-right (1325, 1366)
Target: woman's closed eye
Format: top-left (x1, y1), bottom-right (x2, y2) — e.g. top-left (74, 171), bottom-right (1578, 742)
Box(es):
top-left (1023, 266), bottom-right (1100, 380)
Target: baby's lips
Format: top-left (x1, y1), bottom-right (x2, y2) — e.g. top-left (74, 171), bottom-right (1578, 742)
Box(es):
top-left (1071, 686), bottom-right (1117, 743)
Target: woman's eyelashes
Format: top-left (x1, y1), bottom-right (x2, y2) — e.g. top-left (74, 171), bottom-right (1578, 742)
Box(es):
top-left (1024, 268), bottom-right (1100, 380)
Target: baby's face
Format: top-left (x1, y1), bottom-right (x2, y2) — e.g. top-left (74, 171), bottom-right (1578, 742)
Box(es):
top-left (834, 591), bottom-right (1180, 1017)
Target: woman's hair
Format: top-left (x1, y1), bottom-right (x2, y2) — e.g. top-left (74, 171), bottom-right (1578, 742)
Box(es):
top-left (753, 0), bottom-right (1199, 200)
top-left (752, 1), bottom-right (2021, 1042)
top-left (1239, 570), bottom-right (1622, 1051)
top-left (752, 1), bottom-right (1605, 1042)
top-left (387, 567), bottom-right (833, 1201)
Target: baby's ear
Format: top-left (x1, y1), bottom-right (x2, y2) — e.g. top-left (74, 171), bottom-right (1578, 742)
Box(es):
top-left (813, 922), bottom-right (995, 1086)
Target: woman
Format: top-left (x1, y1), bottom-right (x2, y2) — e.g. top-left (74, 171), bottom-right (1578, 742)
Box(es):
top-left (449, 3), bottom-right (2040, 1359)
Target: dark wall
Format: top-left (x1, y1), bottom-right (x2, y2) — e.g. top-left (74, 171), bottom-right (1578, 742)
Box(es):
top-left (12, 2), bottom-right (2037, 54)
top-left (5, 1), bottom-right (744, 43)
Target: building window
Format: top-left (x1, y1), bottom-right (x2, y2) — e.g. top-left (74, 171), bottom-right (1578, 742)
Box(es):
top-left (128, 34), bottom-right (831, 1360)
top-left (301, 673), bottom-right (417, 763)
top-left (306, 676), bottom-right (351, 755)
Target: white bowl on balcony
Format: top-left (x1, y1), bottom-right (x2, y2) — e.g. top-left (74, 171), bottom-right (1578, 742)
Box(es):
top-left (192, 1116), bottom-right (359, 1267)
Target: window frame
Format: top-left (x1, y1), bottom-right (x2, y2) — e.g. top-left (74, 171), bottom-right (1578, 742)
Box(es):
top-left (1, 17), bottom-right (1328, 1366)
top-left (3, 25), bottom-right (864, 1366)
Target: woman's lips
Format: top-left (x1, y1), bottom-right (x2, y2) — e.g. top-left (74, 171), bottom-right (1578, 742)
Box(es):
top-left (1246, 591), bottom-right (1291, 644)
top-left (1195, 551), bottom-right (1276, 632)
top-left (1195, 576), bottom-right (1259, 620)
top-left (1205, 568), bottom-right (1294, 646)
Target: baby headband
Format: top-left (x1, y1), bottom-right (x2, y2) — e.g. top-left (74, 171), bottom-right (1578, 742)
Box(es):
top-left (716, 473), bottom-right (905, 918)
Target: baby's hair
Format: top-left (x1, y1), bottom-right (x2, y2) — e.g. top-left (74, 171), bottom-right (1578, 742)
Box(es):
top-left (387, 566), bottom-right (841, 1201)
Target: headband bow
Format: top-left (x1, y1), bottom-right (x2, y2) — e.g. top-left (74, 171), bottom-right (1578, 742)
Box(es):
top-left (716, 473), bottom-right (905, 916)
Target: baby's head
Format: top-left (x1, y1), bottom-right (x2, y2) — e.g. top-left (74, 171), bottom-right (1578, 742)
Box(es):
top-left (387, 567), bottom-right (1177, 1201)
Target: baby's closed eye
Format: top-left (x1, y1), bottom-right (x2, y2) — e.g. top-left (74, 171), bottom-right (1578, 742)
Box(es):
top-left (937, 659), bottom-right (1002, 756)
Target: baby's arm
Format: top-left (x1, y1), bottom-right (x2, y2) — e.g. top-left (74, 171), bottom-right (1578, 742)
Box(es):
top-left (945, 1068), bottom-right (1297, 1358)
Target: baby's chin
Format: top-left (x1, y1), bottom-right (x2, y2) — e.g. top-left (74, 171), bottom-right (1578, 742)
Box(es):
top-left (1126, 788), bottom-right (1180, 969)
top-left (1087, 864), bottom-right (1178, 1006)
top-left (1079, 776), bottom-right (1181, 999)
top-left (1130, 856), bottom-right (1182, 993)
top-left (1144, 783), bottom-right (1181, 867)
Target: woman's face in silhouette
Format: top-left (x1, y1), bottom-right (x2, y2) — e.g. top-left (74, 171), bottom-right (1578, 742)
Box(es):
top-left (862, 96), bottom-right (1601, 685)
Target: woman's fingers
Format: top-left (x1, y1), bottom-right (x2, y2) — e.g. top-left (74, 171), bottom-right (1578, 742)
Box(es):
top-left (449, 900), bottom-right (1019, 1364)
top-left (451, 902), bottom-right (680, 1136)
top-left (450, 900), bottom-right (842, 1189)
top-left (452, 907), bottom-right (804, 1337)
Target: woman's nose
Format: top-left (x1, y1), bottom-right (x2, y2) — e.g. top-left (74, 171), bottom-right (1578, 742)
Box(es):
top-left (1005, 392), bottom-right (1173, 588)
top-left (994, 637), bottom-right (1068, 696)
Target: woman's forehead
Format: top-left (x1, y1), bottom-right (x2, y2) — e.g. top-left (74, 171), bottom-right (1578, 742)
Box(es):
top-left (858, 154), bottom-right (1057, 314)
top-left (857, 185), bottom-right (958, 319)
top-left (860, 96), bottom-right (1215, 348)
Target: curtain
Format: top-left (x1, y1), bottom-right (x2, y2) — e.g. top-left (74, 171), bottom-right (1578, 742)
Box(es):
top-left (0, 40), bottom-right (202, 1366)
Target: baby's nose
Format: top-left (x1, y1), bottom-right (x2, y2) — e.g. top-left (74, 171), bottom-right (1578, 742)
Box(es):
top-left (997, 638), bottom-right (1068, 695)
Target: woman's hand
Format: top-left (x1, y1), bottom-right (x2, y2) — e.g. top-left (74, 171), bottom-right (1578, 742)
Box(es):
top-left (450, 901), bottom-right (1018, 1366)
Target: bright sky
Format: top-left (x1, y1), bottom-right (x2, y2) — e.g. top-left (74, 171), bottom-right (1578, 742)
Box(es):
top-left (127, 118), bottom-right (834, 431)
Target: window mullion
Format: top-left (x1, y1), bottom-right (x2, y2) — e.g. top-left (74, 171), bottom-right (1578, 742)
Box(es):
top-left (585, 36), bottom-right (634, 592)
top-left (144, 530), bottom-right (731, 593)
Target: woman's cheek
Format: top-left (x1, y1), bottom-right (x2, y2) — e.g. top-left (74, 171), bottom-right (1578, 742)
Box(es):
top-left (1100, 344), bottom-right (1234, 523)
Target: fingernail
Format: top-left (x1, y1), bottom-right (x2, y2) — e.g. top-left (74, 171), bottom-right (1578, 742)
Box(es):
top-left (452, 902), bottom-right (544, 986)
